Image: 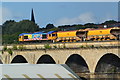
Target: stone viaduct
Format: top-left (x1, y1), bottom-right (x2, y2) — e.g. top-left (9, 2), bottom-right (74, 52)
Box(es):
top-left (0, 47), bottom-right (119, 73)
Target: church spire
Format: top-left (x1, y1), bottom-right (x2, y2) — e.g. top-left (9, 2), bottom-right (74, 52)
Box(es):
top-left (31, 8), bottom-right (35, 23)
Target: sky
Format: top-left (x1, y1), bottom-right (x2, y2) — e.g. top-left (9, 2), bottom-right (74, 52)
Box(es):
top-left (0, 2), bottom-right (118, 28)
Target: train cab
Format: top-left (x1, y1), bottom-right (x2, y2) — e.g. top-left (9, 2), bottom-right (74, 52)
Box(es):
top-left (47, 31), bottom-right (57, 42)
top-left (19, 33), bottom-right (32, 42)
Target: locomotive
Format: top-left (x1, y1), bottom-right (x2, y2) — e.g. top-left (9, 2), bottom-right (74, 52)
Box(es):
top-left (19, 27), bottom-right (120, 43)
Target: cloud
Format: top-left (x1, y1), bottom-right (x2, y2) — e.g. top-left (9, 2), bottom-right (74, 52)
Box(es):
top-left (55, 12), bottom-right (118, 26)
top-left (78, 13), bottom-right (96, 23)
top-left (0, 6), bottom-right (12, 25)
top-left (55, 12), bottom-right (96, 26)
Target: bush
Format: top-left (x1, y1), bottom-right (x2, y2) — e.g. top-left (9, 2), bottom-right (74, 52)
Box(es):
top-left (1, 50), bottom-right (4, 54)
top-left (44, 44), bottom-right (51, 49)
top-left (90, 45), bottom-right (94, 48)
top-left (12, 45), bottom-right (17, 50)
top-left (18, 45), bottom-right (26, 50)
top-left (86, 45), bottom-right (94, 48)
top-left (58, 45), bottom-right (61, 48)
top-left (35, 46), bottom-right (38, 50)
top-left (63, 43), bottom-right (66, 48)
top-left (53, 45), bottom-right (57, 48)
top-left (3, 45), bottom-right (7, 51)
top-left (80, 45), bottom-right (84, 48)
top-left (7, 48), bottom-right (13, 55)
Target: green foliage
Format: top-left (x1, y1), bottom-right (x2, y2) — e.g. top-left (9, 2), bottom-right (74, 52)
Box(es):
top-left (46, 24), bottom-right (55, 29)
top-left (35, 46), bottom-right (38, 50)
top-left (90, 45), bottom-right (94, 48)
top-left (46, 27), bottom-right (60, 32)
top-left (58, 45), bottom-right (61, 48)
top-left (2, 20), bottom-right (39, 44)
top-left (86, 45), bottom-right (94, 48)
top-left (63, 43), bottom-right (66, 48)
top-left (44, 44), bottom-right (51, 49)
top-left (53, 45), bottom-right (57, 48)
top-left (3, 45), bottom-right (7, 51)
top-left (18, 45), bottom-right (26, 50)
top-left (7, 48), bottom-right (13, 55)
top-left (2, 33), bottom-right (20, 44)
top-left (80, 45), bottom-right (95, 48)
top-left (2, 50), bottom-right (4, 54)
top-left (2, 19), bottom-right (118, 44)
top-left (80, 45), bottom-right (84, 48)
top-left (103, 20), bottom-right (117, 25)
top-left (12, 45), bottom-right (18, 50)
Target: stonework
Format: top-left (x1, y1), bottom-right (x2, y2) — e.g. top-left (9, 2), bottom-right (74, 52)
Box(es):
top-left (0, 47), bottom-right (119, 73)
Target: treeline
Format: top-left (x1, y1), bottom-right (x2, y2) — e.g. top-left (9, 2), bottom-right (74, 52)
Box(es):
top-left (2, 20), bottom-right (39, 44)
top-left (1, 19), bottom-right (119, 44)
top-left (41, 20), bottom-right (119, 31)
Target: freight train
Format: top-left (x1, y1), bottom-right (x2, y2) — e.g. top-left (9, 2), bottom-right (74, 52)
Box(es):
top-left (19, 27), bottom-right (120, 43)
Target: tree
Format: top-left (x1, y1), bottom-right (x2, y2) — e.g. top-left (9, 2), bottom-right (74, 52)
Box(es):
top-left (2, 20), bottom-right (40, 44)
top-left (103, 20), bottom-right (117, 25)
top-left (46, 24), bottom-right (55, 29)
top-left (2, 20), bottom-right (16, 34)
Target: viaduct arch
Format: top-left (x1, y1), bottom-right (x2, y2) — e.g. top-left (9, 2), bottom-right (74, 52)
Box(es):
top-left (65, 54), bottom-right (90, 73)
top-left (11, 55), bottom-right (28, 63)
top-left (1, 48), bottom-right (119, 73)
top-left (95, 53), bottom-right (120, 73)
top-left (36, 54), bottom-right (56, 64)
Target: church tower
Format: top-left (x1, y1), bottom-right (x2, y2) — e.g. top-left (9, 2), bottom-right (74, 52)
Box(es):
top-left (31, 8), bottom-right (35, 23)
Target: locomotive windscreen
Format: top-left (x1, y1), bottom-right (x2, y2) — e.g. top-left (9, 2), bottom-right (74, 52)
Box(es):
top-left (24, 36), bottom-right (28, 39)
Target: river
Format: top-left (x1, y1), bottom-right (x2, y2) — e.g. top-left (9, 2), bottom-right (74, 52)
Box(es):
top-left (77, 73), bottom-right (120, 80)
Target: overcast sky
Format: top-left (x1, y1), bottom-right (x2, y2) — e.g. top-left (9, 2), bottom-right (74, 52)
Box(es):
top-left (0, 2), bottom-right (118, 27)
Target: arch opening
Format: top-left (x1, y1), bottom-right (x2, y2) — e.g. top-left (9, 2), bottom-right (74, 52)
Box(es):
top-left (65, 54), bottom-right (89, 73)
top-left (95, 53), bottom-right (120, 73)
top-left (11, 55), bottom-right (28, 63)
top-left (37, 55), bottom-right (56, 64)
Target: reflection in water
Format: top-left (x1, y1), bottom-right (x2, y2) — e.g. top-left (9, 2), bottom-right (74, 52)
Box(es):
top-left (95, 53), bottom-right (120, 73)
top-left (77, 73), bottom-right (120, 80)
